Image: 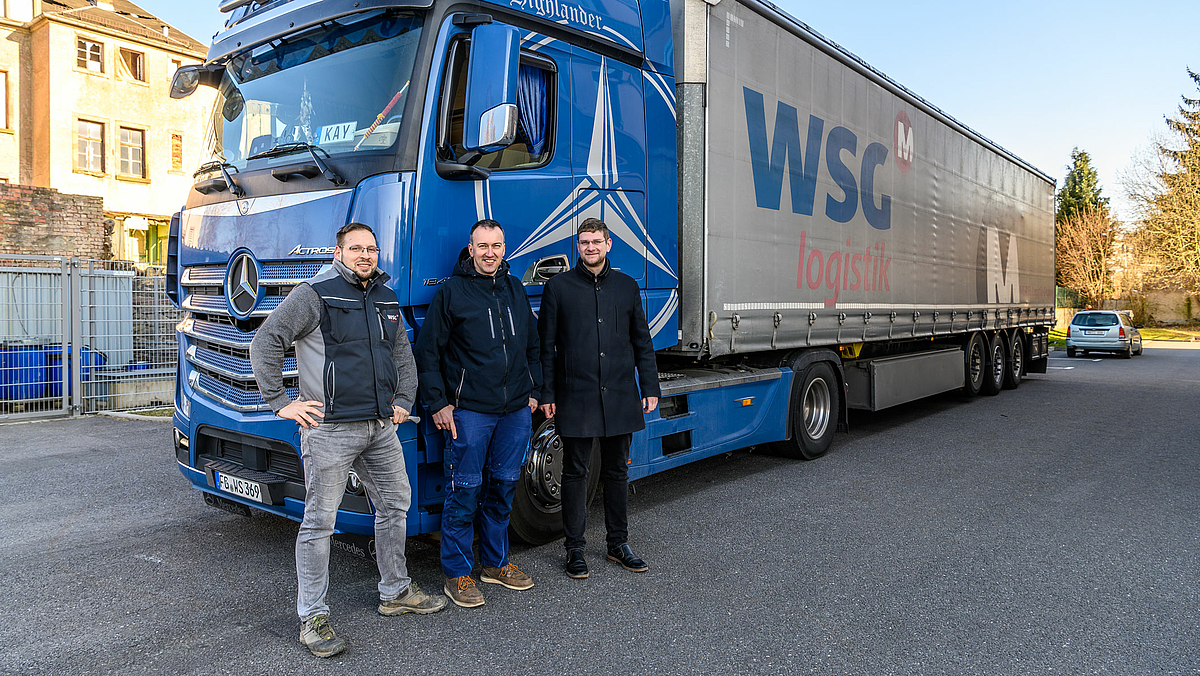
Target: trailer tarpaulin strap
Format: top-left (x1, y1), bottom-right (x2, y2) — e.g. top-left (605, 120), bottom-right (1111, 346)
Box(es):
top-left (517, 64), bottom-right (548, 156)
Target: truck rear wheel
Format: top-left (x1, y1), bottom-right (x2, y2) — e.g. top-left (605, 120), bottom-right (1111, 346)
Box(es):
top-left (773, 361), bottom-right (839, 460)
top-left (981, 332), bottom-right (1006, 396)
top-left (509, 414), bottom-right (601, 545)
top-left (1003, 331), bottom-right (1023, 390)
top-left (962, 333), bottom-right (986, 396)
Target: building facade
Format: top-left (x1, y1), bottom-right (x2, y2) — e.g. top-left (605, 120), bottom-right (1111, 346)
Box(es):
top-left (1, 0), bottom-right (216, 264)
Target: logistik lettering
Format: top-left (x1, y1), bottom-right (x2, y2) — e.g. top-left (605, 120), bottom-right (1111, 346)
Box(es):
top-left (796, 231), bottom-right (890, 306)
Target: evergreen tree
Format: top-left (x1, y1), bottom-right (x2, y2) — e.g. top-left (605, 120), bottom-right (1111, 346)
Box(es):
top-left (1139, 68), bottom-right (1200, 293)
top-left (1056, 148), bottom-right (1109, 223)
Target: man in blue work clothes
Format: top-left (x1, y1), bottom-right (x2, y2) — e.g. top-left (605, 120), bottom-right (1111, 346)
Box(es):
top-left (251, 222), bottom-right (446, 659)
top-left (413, 218), bottom-right (540, 607)
top-left (538, 218), bottom-right (659, 579)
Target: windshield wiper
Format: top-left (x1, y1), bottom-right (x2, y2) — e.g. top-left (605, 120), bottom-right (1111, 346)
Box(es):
top-left (193, 160), bottom-right (245, 198)
top-left (246, 141), bottom-right (345, 186)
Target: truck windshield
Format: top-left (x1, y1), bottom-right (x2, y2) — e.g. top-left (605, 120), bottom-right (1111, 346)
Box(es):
top-left (205, 9), bottom-right (423, 171)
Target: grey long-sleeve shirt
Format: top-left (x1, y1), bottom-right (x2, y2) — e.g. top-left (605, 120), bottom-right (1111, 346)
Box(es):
top-left (249, 260), bottom-right (417, 416)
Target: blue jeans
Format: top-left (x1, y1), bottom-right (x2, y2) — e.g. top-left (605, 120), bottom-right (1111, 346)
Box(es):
top-left (441, 406), bottom-right (531, 578)
top-left (296, 419), bottom-right (411, 621)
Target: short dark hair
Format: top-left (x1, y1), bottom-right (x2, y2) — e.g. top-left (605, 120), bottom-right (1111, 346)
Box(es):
top-left (470, 219), bottom-right (504, 240)
top-left (336, 222), bottom-right (375, 247)
top-left (577, 218), bottom-right (609, 239)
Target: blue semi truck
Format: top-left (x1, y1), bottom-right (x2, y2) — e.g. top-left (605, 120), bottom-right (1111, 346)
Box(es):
top-left (168, 0), bottom-right (1055, 545)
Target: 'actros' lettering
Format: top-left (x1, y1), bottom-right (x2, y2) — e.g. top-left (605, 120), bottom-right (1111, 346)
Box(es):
top-left (744, 87), bottom-right (892, 230)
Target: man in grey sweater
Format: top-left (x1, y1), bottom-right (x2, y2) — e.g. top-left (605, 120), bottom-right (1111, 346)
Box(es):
top-left (250, 222), bottom-right (445, 658)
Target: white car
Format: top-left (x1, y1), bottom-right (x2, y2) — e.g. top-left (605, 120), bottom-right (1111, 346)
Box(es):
top-left (1065, 310), bottom-right (1143, 358)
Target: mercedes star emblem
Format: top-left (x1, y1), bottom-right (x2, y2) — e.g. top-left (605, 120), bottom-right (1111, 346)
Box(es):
top-left (226, 252), bottom-right (260, 318)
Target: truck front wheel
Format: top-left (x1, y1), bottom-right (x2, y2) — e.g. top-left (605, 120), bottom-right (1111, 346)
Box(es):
top-left (509, 414), bottom-right (600, 545)
top-left (774, 361), bottom-right (840, 460)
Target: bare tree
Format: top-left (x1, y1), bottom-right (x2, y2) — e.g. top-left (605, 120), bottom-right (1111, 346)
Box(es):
top-left (1056, 208), bottom-right (1118, 306)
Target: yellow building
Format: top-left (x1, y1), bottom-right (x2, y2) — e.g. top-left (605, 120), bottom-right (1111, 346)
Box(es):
top-left (1, 0), bottom-right (216, 264)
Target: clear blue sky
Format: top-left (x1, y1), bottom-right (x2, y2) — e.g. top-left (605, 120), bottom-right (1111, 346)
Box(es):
top-left (140, 0), bottom-right (1199, 221)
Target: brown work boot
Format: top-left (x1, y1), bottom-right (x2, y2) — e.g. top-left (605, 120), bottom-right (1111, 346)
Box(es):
top-left (444, 575), bottom-right (485, 608)
top-left (481, 561), bottom-right (535, 590)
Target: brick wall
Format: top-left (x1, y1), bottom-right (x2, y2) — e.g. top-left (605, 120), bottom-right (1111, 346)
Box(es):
top-left (0, 184), bottom-right (108, 259)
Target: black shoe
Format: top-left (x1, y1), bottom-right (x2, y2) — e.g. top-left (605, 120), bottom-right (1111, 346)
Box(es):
top-left (605, 543), bottom-right (648, 573)
top-left (565, 549), bottom-right (589, 579)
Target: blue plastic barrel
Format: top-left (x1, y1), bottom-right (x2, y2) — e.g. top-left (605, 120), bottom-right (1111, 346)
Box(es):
top-left (0, 345), bottom-right (49, 401)
top-left (45, 345), bottom-right (109, 398)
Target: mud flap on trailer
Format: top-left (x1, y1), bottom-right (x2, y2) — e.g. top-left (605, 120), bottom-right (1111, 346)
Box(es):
top-left (1026, 327), bottom-right (1050, 374)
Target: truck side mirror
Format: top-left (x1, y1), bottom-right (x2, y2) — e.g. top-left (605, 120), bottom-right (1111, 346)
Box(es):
top-left (170, 64), bottom-right (226, 99)
top-left (463, 23), bottom-right (520, 153)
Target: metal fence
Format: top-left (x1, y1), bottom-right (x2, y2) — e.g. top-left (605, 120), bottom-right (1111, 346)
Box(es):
top-left (0, 255), bottom-right (179, 422)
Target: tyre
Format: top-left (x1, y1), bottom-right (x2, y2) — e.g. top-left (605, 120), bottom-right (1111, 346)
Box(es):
top-left (1066, 347), bottom-right (1076, 358)
top-left (509, 414), bottom-right (601, 545)
top-left (981, 332), bottom-right (1005, 396)
top-left (1003, 331), bottom-right (1023, 390)
top-left (962, 332), bottom-right (986, 396)
top-left (773, 361), bottom-right (840, 460)
top-left (1123, 344), bottom-right (1133, 359)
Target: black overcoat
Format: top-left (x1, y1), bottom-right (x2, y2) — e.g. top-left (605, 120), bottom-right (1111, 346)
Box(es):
top-left (538, 259), bottom-right (660, 437)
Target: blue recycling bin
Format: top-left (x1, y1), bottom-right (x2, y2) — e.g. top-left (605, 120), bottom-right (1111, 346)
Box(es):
top-left (45, 345), bottom-right (108, 399)
top-left (0, 344), bottom-right (49, 401)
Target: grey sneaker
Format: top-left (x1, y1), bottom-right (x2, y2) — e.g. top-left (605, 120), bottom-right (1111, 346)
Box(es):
top-left (481, 562), bottom-right (535, 590)
top-left (444, 575), bottom-right (485, 608)
top-left (378, 584), bottom-right (449, 616)
top-left (299, 614), bottom-right (346, 658)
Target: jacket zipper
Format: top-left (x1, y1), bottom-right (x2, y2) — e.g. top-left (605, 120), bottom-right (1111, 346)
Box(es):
top-left (507, 307), bottom-right (516, 336)
top-left (455, 368), bottom-right (466, 407)
top-left (327, 363), bottom-right (336, 417)
top-left (495, 277), bottom-right (510, 411)
top-left (487, 307), bottom-right (496, 339)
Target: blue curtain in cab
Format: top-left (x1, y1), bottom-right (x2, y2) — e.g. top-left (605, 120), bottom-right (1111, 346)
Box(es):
top-left (517, 64), bottom-right (548, 156)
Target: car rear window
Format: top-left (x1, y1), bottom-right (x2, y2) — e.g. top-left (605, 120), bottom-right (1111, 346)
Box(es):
top-left (1071, 313), bottom-right (1118, 327)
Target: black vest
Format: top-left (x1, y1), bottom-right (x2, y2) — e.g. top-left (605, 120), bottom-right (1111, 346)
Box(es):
top-left (310, 269), bottom-right (401, 422)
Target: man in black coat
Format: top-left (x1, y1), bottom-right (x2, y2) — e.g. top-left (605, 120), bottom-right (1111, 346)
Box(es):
top-left (538, 218), bottom-right (660, 579)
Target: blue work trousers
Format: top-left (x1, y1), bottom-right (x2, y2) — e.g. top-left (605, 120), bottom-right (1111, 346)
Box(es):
top-left (440, 406), bottom-right (531, 578)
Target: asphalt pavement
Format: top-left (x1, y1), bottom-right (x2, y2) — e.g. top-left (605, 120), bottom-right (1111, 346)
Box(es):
top-left (1, 344), bottom-right (1198, 675)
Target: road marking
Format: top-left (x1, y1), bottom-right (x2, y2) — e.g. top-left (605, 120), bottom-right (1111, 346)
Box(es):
top-left (1047, 366), bottom-right (1075, 370)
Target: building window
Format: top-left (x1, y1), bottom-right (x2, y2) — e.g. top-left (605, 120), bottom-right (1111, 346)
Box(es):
top-left (119, 48), bottom-right (145, 82)
top-left (119, 127), bottom-right (145, 178)
top-left (171, 133), bottom-right (183, 171)
top-left (0, 71), bottom-right (8, 130)
top-left (77, 120), bottom-right (104, 172)
top-left (77, 38), bottom-right (104, 73)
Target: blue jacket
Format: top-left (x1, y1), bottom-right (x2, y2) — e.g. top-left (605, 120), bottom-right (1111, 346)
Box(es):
top-left (414, 249), bottom-right (542, 415)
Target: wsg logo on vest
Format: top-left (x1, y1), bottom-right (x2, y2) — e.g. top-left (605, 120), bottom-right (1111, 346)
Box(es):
top-left (743, 87), bottom-right (892, 230)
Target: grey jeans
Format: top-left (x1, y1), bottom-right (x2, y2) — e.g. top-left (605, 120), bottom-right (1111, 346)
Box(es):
top-left (296, 418), bottom-right (411, 621)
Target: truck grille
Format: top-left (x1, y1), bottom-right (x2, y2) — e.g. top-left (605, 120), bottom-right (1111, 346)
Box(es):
top-left (180, 261), bottom-right (323, 411)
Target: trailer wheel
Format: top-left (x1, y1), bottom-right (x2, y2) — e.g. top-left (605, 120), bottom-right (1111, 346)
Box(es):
top-left (962, 333), bottom-right (986, 396)
top-left (981, 332), bottom-right (1006, 396)
top-left (773, 362), bottom-right (839, 460)
top-left (509, 414), bottom-right (600, 545)
top-left (1003, 331), bottom-right (1023, 390)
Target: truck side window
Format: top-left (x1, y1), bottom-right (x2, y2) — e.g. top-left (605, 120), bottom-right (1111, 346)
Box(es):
top-left (439, 38), bottom-right (556, 171)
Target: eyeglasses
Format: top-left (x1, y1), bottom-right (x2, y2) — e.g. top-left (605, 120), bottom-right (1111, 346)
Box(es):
top-left (345, 245), bottom-right (380, 255)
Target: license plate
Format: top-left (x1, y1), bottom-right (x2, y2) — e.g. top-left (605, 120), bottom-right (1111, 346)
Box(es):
top-left (216, 471), bottom-right (265, 504)
top-left (1084, 330), bottom-right (1105, 335)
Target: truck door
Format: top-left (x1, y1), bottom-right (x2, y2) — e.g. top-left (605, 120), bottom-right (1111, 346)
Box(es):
top-left (411, 20), bottom-right (574, 306)
top-left (568, 49), bottom-right (649, 283)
